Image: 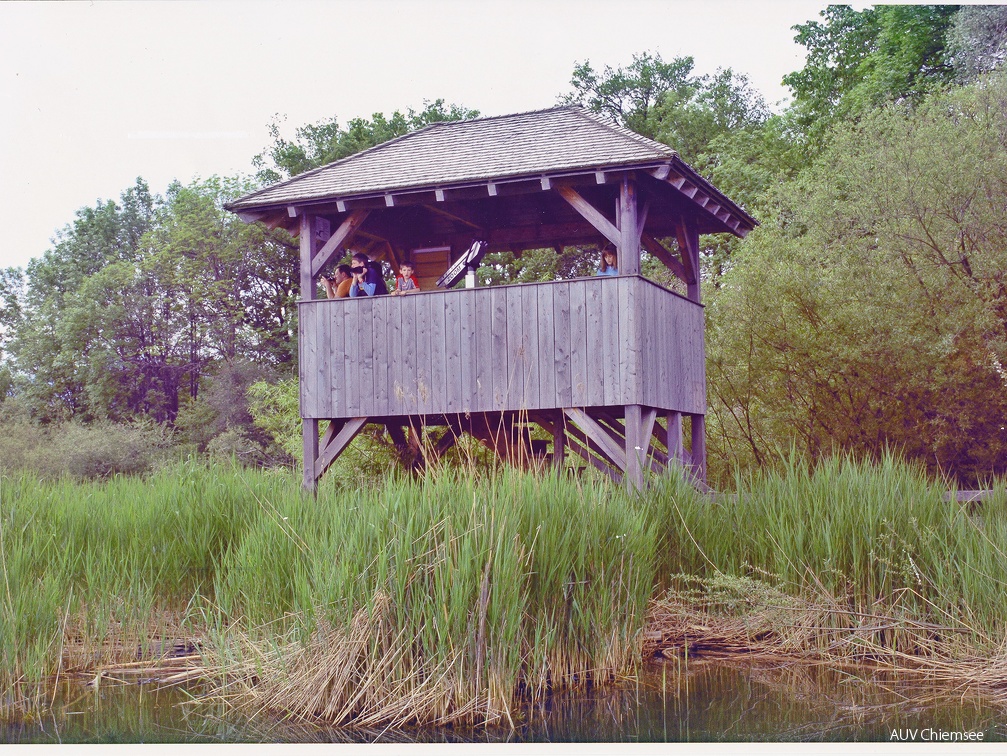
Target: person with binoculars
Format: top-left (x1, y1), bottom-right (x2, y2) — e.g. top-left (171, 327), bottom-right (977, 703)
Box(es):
top-left (348, 252), bottom-right (388, 297)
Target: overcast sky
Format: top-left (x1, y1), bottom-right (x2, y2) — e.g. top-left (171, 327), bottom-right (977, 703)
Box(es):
top-left (1, 0), bottom-right (832, 271)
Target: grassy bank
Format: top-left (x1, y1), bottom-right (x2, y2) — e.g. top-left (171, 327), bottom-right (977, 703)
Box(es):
top-left (1, 456), bottom-right (1006, 724)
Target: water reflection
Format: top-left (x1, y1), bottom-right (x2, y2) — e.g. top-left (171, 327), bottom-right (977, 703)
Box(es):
top-left (4, 659), bottom-right (1006, 743)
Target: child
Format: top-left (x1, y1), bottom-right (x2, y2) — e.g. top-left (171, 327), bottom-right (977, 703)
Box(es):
top-left (392, 261), bottom-right (420, 295)
top-left (596, 245), bottom-right (618, 276)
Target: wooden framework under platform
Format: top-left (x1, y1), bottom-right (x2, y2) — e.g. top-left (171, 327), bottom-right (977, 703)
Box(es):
top-left (309, 408), bottom-right (704, 490)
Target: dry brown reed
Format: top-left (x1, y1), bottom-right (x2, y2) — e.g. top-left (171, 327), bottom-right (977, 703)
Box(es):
top-left (201, 592), bottom-right (500, 728)
top-left (646, 573), bottom-right (1007, 702)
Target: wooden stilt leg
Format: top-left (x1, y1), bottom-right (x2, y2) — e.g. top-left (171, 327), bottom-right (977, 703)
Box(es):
top-left (691, 413), bottom-right (707, 485)
top-left (302, 418), bottom-right (319, 493)
top-left (667, 411), bottom-right (684, 468)
top-left (552, 411), bottom-right (566, 471)
top-left (625, 404), bottom-right (644, 492)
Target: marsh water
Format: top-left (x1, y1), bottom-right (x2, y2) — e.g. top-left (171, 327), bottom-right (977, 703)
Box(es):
top-left (4, 659), bottom-right (1005, 744)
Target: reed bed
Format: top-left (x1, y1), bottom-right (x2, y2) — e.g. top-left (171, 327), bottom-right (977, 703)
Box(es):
top-left (1, 453), bottom-right (1007, 725)
top-left (644, 454), bottom-right (1007, 698)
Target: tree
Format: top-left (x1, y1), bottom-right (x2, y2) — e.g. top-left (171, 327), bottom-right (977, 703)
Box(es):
top-left (253, 99), bottom-right (480, 183)
top-left (563, 52), bottom-right (698, 139)
top-left (947, 5), bottom-right (1007, 82)
top-left (11, 177), bottom-right (297, 424)
top-left (706, 75), bottom-right (1007, 485)
top-left (783, 5), bottom-right (959, 148)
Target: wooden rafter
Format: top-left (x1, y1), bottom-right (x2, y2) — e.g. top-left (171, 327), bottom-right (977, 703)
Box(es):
top-left (532, 412), bottom-right (621, 482)
top-left (556, 186), bottom-right (620, 247)
top-left (421, 203), bottom-right (484, 231)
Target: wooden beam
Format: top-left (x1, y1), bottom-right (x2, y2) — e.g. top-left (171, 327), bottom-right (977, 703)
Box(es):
top-left (535, 413), bottom-right (620, 482)
top-left (264, 212), bottom-right (292, 231)
top-left (650, 164), bottom-right (671, 180)
top-left (434, 417), bottom-right (464, 456)
top-left (666, 412), bottom-right (685, 466)
top-left (566, 434), bottom-right (622, 483)
top-left (690, 413), bottom-right (707, 485)
top-left (640, 406), bottom-right (657, 468)
top-left (564, 408), bottom-right (628, 471)
top-left (618, 175), bottom-right (641, 275)
top-left (674, 218), bottom-right (702, 303)
top-left (310, 210), bottom-right (370, 278)
top-left (625, 404), bottom-right (644, 491)
top-left (487, 221), bottom-right (605, 248)
top-left (637, 198), bottom-right (650, 243)
top-left (302, 419), bottom-right (319, 492)
top-left (315, 417), bottom-right (369, 480)
top-left (386, 241), bottom-right (402, 272)
top-left (556, 185), bottom-right (620, 247)
top-left (386, 423), bottom-right (410, 457)
top-left (552, 411), bottom-right (566, 470)
top-left (641, 233), bottom-right (691, 284)
top-left (300, 214), bottom-right (318, 300)
top-left (421, 203), bottom-right (483, 230)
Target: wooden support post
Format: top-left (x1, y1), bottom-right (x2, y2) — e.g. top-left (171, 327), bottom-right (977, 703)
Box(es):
top-left (552, 410), bottom-right (566, 471)
top-left (674, 217), bottom-right (702, 303)
top-left (299, 212), bottom-right (318, 301)
top-left (302, 419), bottom-right (319, 493)
top-left (299, 212), bottom-right (320, 492)
top-left (624, 404), bottom-right (644, 491)
top-left (690, 413), bottom-right (707, 485)
top-left (315, 417), bottom-right (368, 480)
top-left (667, 411), bottom-right (684, 467)
top-left (618, 175), bottom-right (641, 276)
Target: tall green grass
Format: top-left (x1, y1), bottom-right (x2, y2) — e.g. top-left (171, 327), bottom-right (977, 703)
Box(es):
top-left (1, 454), bottom-right (1005, 724)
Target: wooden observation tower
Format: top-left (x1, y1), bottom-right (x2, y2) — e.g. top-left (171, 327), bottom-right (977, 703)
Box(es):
top-left (228, 106), bottom-right (756, 491)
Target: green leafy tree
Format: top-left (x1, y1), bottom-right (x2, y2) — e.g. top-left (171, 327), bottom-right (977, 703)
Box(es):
top-left (706, 74), bottom-right (1007, 485)
top-left (254, 99), bottom-right (480, 182)
top-left (783, 4), bottom-right (959, 148)
top-left (11, 177), bottom-right (297, 424)
top-left (563, 52), bottom-right (699, 139)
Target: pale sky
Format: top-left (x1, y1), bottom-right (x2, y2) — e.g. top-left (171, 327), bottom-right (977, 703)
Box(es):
top-left (1, 0), bottom-right (830, 271)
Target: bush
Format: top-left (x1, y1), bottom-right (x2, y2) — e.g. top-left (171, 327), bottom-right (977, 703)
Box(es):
top-left (0, 412), bottom-right (172, 480)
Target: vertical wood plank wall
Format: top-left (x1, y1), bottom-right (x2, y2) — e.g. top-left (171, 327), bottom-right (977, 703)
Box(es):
top-left (298, 276), bottom-right (705, 419)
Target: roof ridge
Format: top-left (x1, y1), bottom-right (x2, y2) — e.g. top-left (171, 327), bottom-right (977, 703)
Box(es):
top-left (571, 108), bottom-right (678, 158)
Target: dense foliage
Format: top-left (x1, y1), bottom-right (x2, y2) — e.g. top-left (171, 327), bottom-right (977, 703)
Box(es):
top-left (2, 5), bottom-right (1004, 486)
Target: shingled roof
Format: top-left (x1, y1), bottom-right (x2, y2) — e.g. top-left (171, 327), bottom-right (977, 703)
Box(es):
top-left (229, 106), bottom-right (685, 212)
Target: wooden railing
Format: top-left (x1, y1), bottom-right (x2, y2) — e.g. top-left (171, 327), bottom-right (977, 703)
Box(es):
top-left (298, 275), bottom-right (705, 420)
